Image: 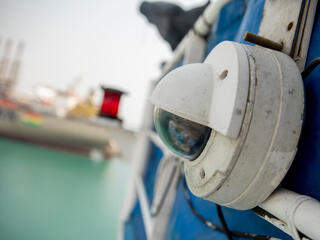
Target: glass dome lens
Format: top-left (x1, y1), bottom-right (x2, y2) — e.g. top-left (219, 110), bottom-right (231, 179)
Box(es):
top-left (154, 107), bottom-right (211, 160)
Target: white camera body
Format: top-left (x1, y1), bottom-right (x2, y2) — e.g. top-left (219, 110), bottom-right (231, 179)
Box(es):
top-left (151, 41), bottom-right (304, 210)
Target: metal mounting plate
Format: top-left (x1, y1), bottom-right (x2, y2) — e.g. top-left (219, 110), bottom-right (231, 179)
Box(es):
top-left (258, 0), bottom-right (318, 70)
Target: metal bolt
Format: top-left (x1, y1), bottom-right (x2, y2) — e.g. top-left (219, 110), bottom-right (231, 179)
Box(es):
top-left (243, 32), bottom-right (283, 51)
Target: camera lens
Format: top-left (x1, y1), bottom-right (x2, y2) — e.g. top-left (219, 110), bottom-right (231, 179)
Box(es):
top-left (154, 107), bottom-right (211, 160)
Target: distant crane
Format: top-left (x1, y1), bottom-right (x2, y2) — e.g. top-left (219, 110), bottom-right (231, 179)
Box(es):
top-left (0, 39), bottom-right (25, 99)
top-left (0, 39), bottom-right (13, 88)
top-left (5, 41), bottom-right (25, 98)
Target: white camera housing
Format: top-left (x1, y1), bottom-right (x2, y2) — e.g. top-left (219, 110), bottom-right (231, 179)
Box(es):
top-left (152, 41), bottom-right (249, 139)
top-left (150, 41), bottom-right (304, 210)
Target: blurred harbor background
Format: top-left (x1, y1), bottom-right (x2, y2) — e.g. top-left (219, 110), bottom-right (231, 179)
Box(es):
top-left (0, 0), bottom-right (205, 239)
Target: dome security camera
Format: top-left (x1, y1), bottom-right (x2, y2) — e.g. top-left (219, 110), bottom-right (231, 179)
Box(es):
top-left (150, 41), bottom-right (304, 210)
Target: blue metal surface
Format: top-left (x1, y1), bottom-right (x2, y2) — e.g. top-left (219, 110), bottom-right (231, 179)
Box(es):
top-left (124, 0), bottom-right (320, 239)
top-left (144, 142), bottom-right (164, 204)
top-left (206, 0), bottom-right (247, 53)
top-left (124, 202), bottom-right (147, 240)
top-left (165, 180), bottom-right (291, 240)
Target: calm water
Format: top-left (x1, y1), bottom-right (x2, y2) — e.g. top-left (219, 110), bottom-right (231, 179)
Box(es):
top-left (0, 137), bottom-right (130, 240)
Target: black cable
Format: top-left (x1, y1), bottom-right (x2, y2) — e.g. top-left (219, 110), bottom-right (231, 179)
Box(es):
top-left (301, 57), bottom-right (320, 79)
top-left (217, 205), bottom-right (233, 240)
top-left (182, 177), bottom-right (226, 233)
top-left (182, 175), bottom-right (272, 240)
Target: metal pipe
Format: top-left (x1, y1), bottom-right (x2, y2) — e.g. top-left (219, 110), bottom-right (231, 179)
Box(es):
top-left (259, 188), bottom-right (320, 240)
top-left (161, 0), bottom-right (231, 77)
top-left (135, 175), bottom-right (153, 239)
top-left (118, 82), bottom-right (156, 240)
top-left (194, 0), bottom-right (231, 36)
